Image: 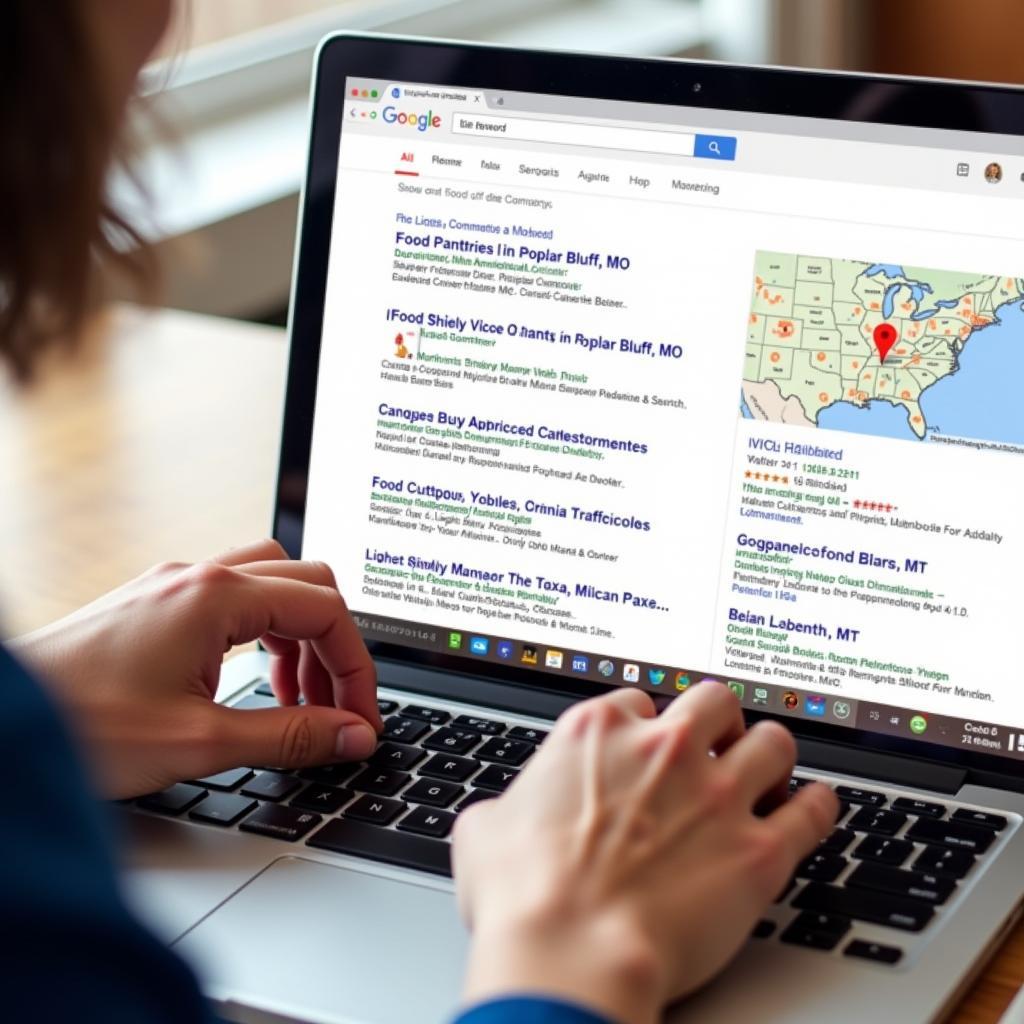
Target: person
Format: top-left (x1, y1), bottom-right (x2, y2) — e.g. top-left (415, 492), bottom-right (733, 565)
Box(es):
top-left (985, 161), bottom-right (1003, 184)
top-left (0, 4), bottom-right (838, 1023)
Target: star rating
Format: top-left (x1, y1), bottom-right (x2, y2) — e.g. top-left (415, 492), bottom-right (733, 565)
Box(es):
top-left (852, 500), bottom-right (895, 512)
top-left (746, 472), bottom-right (790, 483)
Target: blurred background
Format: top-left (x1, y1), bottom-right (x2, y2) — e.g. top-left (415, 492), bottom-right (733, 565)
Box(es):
top-left (132, 0), bottom-right (1022, 327)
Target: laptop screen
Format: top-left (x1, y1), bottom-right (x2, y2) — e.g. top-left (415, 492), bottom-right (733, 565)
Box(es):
top-left (300, 72), bottom-right (1024, 762)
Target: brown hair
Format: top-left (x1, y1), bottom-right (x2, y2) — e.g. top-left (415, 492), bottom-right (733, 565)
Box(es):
top-left (0, 4), bottom-right (154, 380)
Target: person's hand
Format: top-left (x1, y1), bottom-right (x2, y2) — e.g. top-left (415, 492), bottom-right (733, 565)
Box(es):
top-left (11, 539), bottom-right (381, 799)
top-left (453, 684), bottom-right (837, 1024)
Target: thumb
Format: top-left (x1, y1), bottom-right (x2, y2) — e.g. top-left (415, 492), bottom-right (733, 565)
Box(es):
top-left (212, 704), bottom-right (379, 771)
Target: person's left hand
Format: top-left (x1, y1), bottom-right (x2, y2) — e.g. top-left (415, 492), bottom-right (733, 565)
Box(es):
top-left (11, 539), bottom-right (381, 799)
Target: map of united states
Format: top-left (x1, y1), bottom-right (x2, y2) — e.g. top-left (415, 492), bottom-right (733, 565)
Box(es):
top-left (742, 251), bottom-right (1024, 442)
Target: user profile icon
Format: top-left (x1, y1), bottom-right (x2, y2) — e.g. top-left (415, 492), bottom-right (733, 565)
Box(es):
top-left (985, 161), bottom-right (1003, 184)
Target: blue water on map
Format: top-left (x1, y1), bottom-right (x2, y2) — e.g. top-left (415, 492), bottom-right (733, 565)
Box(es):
top-left (740, 395), bottom-right (753, 419)
top-left (912, 298), bottom-right (958, 321)
top-left (872, 271), bottom-right (932, 319)
top-left (864, 264), bottom-right (905, 279)
top-left (920, 298), bottom-right (1024, 444)
top-left (882, 284), bottom-right (900, 319)
top-left (818, 399), bottom-right (917, 440)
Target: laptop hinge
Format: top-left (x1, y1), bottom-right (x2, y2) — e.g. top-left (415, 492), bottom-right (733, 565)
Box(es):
top-left (797, 737), bottom-right (967, 795)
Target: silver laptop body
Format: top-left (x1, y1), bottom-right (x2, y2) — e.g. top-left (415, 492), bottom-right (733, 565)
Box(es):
top-left (123, 33), bottom-right (1024, 1024)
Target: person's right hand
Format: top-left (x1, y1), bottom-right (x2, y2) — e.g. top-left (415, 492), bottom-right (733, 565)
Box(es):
top-left (453, 683), bottom-right (838, 1024)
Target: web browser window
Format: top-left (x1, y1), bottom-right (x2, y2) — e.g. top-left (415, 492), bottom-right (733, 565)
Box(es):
top-left (303, 78), bottom-right (1024, 758)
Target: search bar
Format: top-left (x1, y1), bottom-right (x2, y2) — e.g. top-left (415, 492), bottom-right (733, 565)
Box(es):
top-left (452, 112), bottom-right (736, 160)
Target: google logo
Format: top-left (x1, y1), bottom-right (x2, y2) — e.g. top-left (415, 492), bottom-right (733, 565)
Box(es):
top-left (381, 105), bottom-right (442, 131)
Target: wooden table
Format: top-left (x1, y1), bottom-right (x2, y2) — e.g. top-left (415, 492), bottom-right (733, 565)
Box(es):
top-left (0, 304), bottom-right (285, 637)
top-left (0, 304), bottom-right (1018, 1021)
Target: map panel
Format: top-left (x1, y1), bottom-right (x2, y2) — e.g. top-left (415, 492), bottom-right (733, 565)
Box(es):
top-left (742, 251), bottom-right (1024, 449)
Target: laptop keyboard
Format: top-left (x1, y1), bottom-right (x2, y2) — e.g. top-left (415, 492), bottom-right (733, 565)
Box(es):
top-left (133, 683), bottom-right (1016, 967)
top-left (135, 687), bottom-right (543, 876)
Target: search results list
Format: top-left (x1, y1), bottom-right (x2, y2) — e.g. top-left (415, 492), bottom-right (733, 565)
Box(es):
top-left (302, 123), bottom-right (1024, 740)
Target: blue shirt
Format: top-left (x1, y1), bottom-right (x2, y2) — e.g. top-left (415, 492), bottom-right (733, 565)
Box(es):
top-left (459, 998), bottom-right (612, 1023)
top-left (0, 645), bottom-right (613, 1024)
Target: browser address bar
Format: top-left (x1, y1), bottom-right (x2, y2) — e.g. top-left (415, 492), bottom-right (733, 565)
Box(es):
top-left (451, 112), bottom-right (737, 160)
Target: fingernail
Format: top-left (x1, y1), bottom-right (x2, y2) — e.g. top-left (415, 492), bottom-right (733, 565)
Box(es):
top-left (335, 723), bottom-right (377, 760)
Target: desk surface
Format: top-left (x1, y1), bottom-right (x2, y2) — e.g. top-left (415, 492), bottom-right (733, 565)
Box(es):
top-left (0, 304), bottom-right (1018, 1022)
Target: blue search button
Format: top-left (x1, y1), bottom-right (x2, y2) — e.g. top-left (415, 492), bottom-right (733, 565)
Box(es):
top-left (694, 134), bottom-right (737, 160)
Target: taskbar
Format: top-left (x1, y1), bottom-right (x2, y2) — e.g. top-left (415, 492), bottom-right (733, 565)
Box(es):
top-left (353, 610), bottom-right (1022, 761)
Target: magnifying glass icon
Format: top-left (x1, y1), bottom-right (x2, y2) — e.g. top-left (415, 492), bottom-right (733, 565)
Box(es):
top-left (695, 134), bottom-right (736, 159)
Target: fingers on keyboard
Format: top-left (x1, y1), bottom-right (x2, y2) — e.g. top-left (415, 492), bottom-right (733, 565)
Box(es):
top-left (137, 691), bottom-right (1006, 944)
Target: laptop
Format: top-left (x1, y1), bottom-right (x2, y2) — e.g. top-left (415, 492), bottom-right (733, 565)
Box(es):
top-left (122, 32), bottom-right (1024, 1024)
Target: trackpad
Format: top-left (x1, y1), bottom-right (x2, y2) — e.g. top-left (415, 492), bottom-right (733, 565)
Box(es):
top-left (174, 856), bottom-right (468, 1024)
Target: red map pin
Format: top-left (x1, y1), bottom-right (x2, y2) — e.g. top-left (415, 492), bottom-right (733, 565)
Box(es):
top-left (873, 322), bottom-right (898, 363)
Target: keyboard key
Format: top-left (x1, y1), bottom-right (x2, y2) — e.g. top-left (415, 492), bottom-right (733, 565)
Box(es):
top-left (419, 754), bottom-right (478, 783)
top-left (781, 910), bottom-right (851, 950)
top-left (423, 728), bottom-right (482, 755)
top-left (893, 797), bottom-right (946, 818)
top-left (794, 882), bottom-right (934, 931)
top-left (913, 845), bottom-right (976, 879)
top-left (401, 705), bottom-right (450, 725)
top-left (377, 699), bottom-right (399, 715)
top-left (350, 768), bottom-right (410, 797)
top-left (820, 829), bottom-right (856, 854)
top-left (844, 940), bottom-right (903, 965)
top-left (797, 852), bottom-right (847, 882)
top-left (752, 920), bottom-right (776, 939)
top-left (780, 927), bottom-right (845, 951)
top-left (848, 807), bottom-right (907, 836)
top-left (309, 817), bottom-right (451, 876)
top-left (382, 717), bottom-right (430, 744)
top-left (239, 804), bottom-right (322, 841)
top-left (191, 767), bottom-right (255, 791)
top-left (476, 738), bottom-right (535, 766)
top-left (138, 784), bottom-right (207, 816)
top-left (344, 794), bottom-right (404, 825)
top-left (845, 863), bottom-right (956, 905)
top-left (242, 771), bottom-right (302, 802)
top-left (404, 778), bottom-right (463, 808)
top-left (298, 762), bottom-right (361, 786)
top-left (291, 784), bottom-right (353, 814)
top-left (951, 809), bottom-right (1007, 832)
top-left (507, 726), bottom-right (548, 744)
top-left (789, 775), bottom-right (812, 790)
top-left (189, 793), bottom-right (258, 826)
top-left (906, 817), bottom-right (995, 854)
top-left (853, 835), bottom-right (913, 866)
top-left (453, 715), bottom-right (505, 735)
top-left (474, 765), bottom-right (520, 792)
top-left (456, 789), bottom-right (496, 813)
top-left (368, 742), bottom-right (425, 771)
top-left (398, 806), bottom-right (456, 838)
top-left (793, 911), bottom-right (850, 935)
top-left (835, 786), bottom-right (887, 807)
